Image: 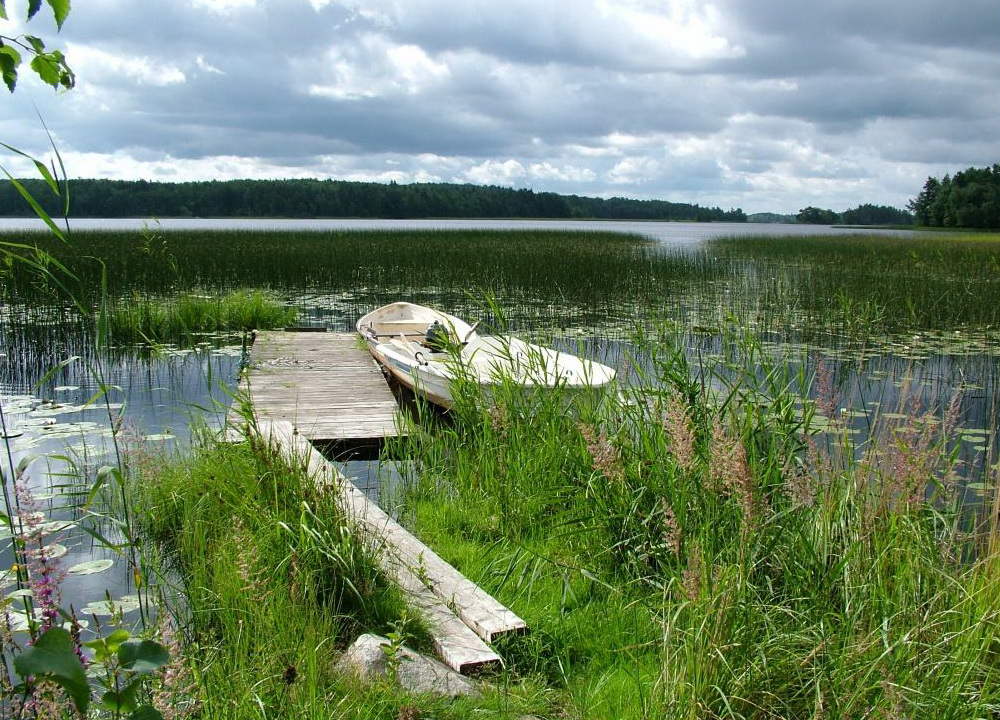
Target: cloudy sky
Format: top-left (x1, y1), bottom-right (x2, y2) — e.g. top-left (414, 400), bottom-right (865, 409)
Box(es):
top-left (1, 0), bottom-right (997, 214)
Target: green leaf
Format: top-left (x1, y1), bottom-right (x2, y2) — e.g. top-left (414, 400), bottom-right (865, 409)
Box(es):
top-left (0, 45), bottom-right (21, 93)
top-left (30, 53), bottom-right (62, 88)
top-left (131, 706), bottom-right (166, 720)
top-left (102, 678), bottom-right (141, 713)
top-left (27, 0), bottom-right (42, 20)
top-left (84, 629), bottom-right (131, 662)
top-left (119, 639), bottom-right (170, 675)
top-left (13, 627), bottom-right (90, 714)
top-left (0, 167), bottom-right (66, 240)
top-left (24, 35), bottom-right (45, 54)
top-left (0, 2), bottom-right (8, 20)
top-left (46, 0), bottom-right (71, 30)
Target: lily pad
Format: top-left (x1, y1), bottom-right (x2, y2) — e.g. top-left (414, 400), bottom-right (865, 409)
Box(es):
top-left (6, 610), bottom-right (30, 632)
top-left (37, 520), bottom-right (76, 535)
top-left (80, 595), bottom-right (141, 616)
top-left (67, 559), bottom-right (115, 575)
top-left (44, 543), bottom-right (68, 559)
top-left (145, 432), bottom-right (175, 442)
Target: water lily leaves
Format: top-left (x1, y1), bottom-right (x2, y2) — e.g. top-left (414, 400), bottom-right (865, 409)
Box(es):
top-left (80, 594), bottom-right (141, 616)
top-left (6, 609), bottom-right (30, 631)
top-left (67, 558), bottom-right (115, 575)
top-left (0, 395), bottom-right (38, 414)
top-left (37, 519), bottom-right (76, 535)
top-left (144, 432), bottom-right (175, 442)
top-left (43, 542), bottom-right (67, 559)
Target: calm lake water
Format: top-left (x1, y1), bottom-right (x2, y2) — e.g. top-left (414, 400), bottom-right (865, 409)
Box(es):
top-left (0, 217), bottom-right (916, 245)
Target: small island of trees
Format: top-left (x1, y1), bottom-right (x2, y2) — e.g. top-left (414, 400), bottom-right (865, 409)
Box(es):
top-left (908, 164), bottom-right (1000, 229)
top-left (796, 163), bottom-right (1000, 229)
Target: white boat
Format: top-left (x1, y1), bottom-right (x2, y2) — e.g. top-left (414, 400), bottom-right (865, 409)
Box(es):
top-left (356, 302), bottom-right (616, 409)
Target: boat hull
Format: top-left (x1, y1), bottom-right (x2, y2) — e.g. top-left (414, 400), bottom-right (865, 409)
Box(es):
top-left (357, 303), bottom-right (615, 410)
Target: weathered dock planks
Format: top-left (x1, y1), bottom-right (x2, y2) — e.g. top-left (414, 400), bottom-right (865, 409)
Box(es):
top-left (236, 331), bottom-right (404, 442)
top-left (260, 420), bottom-right (528, 674)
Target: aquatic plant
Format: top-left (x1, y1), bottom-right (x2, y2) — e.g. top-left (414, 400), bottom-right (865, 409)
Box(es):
top-left (105, 289), bottom-right (297, 346)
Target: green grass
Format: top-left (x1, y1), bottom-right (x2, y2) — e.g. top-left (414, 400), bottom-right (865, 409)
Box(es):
top-left (106, 289), bottom-right (297, 345)
top-left (385, 326), bottom-right (1000, 719)
top-left (130, 426), bottom-right (553, 719)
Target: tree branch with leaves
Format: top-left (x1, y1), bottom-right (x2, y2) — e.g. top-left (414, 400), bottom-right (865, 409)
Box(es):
top-left (0, 0), bottom-right (74, 92)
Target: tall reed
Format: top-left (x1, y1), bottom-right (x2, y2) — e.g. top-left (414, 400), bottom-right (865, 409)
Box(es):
top-left (391, 323), bottom-right (1000, 719)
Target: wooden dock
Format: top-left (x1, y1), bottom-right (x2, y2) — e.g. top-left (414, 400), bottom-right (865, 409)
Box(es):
top-left (260, 420), bottom-right (527, 674)
top-left (238, 331), bottom-right (403, 443)
top-left (232, 332), bottom-right (528, 674)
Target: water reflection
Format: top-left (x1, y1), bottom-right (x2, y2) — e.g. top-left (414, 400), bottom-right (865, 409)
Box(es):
top-left (1, 345), bottom-right (241, 633)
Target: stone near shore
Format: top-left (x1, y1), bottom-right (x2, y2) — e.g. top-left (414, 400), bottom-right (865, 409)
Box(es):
top-left (335, 633), bottom-right (480, 698)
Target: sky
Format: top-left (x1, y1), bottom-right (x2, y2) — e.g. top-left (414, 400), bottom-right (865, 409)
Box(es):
top-left (1, 0), bottom-right (998, 215)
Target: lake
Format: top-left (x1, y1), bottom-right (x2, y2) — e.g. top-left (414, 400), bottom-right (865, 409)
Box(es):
top-left (0, 217), bottom-right (916, 245)
top-left (1, 220), bottom-right (992, 635)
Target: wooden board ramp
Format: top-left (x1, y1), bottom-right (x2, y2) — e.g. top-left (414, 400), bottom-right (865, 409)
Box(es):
top-left (259, 420), bottom-right (528, 675)
top-left (234, 331), bottom-right (404, 443)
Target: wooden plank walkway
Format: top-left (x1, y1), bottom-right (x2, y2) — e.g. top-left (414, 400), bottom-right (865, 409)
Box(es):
top-left (239, 331), bottom-right (403, 442)
top-left (260, 420), bottom-right (528, 674)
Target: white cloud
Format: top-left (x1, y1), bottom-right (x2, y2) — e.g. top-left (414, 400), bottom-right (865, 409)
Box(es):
top-left (306, 33), bottom-right (449, 99)
top-left (188, 0), bottom-right (258, 15)
top-left (195, 56), bottom-right (224, 75)
top-left (67, 44), bottom-right (186, 87)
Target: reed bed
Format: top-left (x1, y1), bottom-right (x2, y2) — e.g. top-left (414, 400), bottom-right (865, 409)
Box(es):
top-left (105, 290), bottom-right (297, 345)
top-left (700, 232), bottom-right (1000, 339)
top-left (4, 228), bottom-right (1000, 346)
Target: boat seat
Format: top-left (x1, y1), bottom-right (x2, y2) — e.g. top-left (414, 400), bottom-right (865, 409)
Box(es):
top-left (373, 321), bottom-right (432, 336)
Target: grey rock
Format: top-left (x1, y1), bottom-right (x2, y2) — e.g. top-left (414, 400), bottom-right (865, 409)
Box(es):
top-left (336, 633), bottom-right (479, 697)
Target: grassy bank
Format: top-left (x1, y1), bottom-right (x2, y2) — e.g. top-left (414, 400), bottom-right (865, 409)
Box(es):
top-left (128, 327), bottom-right (1000, 719)
top-left (390, 327), bottom-right (1000, 718)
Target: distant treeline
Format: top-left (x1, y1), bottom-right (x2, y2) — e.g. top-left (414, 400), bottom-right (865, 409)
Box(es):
top-left (796, 204), bottom-right (915, 226)
top-left (909, 164), bottom-right (1000, 229)
top-left (0, 178), bottom-right (748, 222)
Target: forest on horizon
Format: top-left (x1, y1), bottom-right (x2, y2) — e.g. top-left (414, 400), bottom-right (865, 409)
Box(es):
top-left (0, 177), bottom-right (747, 222)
